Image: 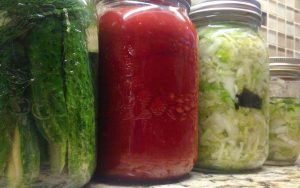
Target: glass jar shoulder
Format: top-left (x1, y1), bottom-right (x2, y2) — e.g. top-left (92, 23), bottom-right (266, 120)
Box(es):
top-left (99, 3), bottom-right (195, 34)
top-left (197, 23), bottom-right (267, 53)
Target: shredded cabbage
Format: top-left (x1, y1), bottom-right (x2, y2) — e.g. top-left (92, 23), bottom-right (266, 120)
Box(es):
top-left (268, 98), bottom-right (300, 164)
top-left (197, 24), bottom-right (269, 171)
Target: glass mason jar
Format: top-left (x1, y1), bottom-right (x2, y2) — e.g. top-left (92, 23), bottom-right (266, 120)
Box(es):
top-left (190, 0), bottom-right (269, 172)
top-left (0, 1), bottom-right (97, 187)
top-left (266, 58), bottom-right (300, 166)
top-left (96, 0), bottom-right (198, 180)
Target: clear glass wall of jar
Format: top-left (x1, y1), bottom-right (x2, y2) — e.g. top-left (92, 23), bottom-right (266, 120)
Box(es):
top-left (0, 1), bottom-right (97, 187)
top-left (266, 58), bottom-right (300, 166)
top-left (96, 0), bottom-right (198, 181)
top-left (190, 0), bottom-right (269, 172)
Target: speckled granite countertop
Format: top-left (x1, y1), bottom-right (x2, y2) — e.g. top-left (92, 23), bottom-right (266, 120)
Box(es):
top-left (90, 164), bottom-right (300, 188)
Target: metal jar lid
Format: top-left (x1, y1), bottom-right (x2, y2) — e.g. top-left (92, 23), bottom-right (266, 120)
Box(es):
top-left (270, 57), bottom-right (300, 80)
top-left (189, 0), bottom-right (262, 26)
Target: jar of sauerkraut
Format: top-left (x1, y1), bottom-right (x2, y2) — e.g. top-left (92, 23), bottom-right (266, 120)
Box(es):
top-left (190, 0), bottom-right (269, 172)
top-left (266, 58), bottom-right (300, 166)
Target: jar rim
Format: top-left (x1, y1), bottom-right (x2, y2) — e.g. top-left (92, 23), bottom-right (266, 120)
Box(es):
top-left (270, 58), bottom-right (300, 80)
top-left (189, 0), bottom-right (262, 26)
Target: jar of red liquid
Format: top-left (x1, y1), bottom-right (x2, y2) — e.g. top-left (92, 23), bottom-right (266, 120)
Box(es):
top-left (96, 0), bottom-right (198, 181)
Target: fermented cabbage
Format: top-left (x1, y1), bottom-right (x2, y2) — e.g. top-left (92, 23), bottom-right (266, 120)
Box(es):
top-left (197, 24), bottom-right (269, 171)
top-left (268, 98), bottom-right (300, 164)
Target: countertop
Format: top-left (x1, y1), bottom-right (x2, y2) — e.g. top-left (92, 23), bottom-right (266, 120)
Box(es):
top-left (90, 164), bottom-right (300, 188)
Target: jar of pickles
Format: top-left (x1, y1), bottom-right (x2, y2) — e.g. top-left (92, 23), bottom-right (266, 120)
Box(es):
top-left (190, 0), bottom-right (269, 172)
top-left (96, 0), bottom-right (198, 180)
top-left (266, 58), bottom-right (300, 166)
top-left (0, 1), bottom-right (97, 187)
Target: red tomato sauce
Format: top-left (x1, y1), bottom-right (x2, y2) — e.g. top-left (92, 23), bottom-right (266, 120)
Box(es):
top-left (97, 4), bottom-right (198, 180)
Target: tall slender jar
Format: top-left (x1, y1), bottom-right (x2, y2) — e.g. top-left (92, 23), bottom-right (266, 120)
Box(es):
top-left (190, 0), bottom-right (269, 172)
top-left (266, 58), bottom-right (300, 166)
top-left (0, 1), bottom-right (97, 187)
top-left (96, 0), bottom-right (198, 180)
